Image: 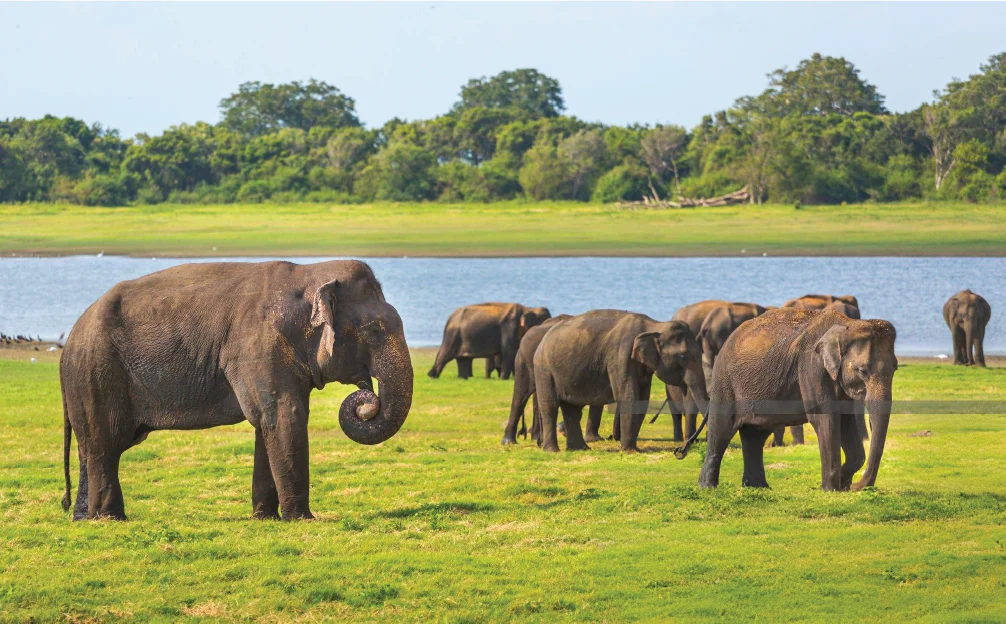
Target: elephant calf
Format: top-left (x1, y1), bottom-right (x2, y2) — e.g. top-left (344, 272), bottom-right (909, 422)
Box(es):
top-left (61, 260), bottom-right (413, 521)
top-left (699, 308), bottom-right (897, 492)
top-left (944, 289), bottom-right (991, 367)
top-left (533, 310), bottom-right (708, 453)
top-left (428, 302), bottom-right (551, 380)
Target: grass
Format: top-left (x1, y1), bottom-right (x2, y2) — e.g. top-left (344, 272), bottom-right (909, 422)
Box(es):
top-left (1, 348), bottom-right (1004, 622)
top-left (3, 201), bottom-right (1006, 257)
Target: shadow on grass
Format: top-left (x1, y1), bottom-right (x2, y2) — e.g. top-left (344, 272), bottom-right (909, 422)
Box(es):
top-left (376, 501), bottom-right (494, 519)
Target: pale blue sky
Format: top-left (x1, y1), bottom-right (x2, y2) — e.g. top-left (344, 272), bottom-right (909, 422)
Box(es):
top-left (2, 2), bottom-right (1004, 137)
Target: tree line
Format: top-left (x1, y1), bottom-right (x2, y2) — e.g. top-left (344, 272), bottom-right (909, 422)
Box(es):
top-left (2, 55), bottom-right (1006, 207)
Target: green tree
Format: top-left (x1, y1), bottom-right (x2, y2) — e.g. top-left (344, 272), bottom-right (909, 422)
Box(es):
top-left (640, 125), bottom-right (689, 199)
top-left (355, 141), bottom-right (437, 201)
top-left (453, 69), bottom-right (564, 118)
top-left (557, 129), bottom-right (606, 200)
top-left (518, 142), bottom-right (569, 200)
top-left (762, 53), bottom-right (886, 117)
top-left (220, 79), bottom-right (360, 137)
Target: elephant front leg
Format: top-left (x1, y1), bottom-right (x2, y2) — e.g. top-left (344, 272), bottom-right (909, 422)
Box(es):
top-left (614, 381), bottom-right (645, 452)
top-left (739, 425), bottom-right (772, 487)
top-left (252, 428), bottom-right (280, 519)
top-left (583, 405), bottom-right (604, 443)
top-left (457, 357), bottom-right (474, 379)
top-left (839, 414), bottom-right (866, 490)
top-left (809, 413), bottom-right (842, 491)
top-left (256, 396), bottom-right (314, 520)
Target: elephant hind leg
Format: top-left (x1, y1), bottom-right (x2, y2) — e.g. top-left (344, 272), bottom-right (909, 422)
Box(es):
top-left (951, 325), bottom-right (966, 365)
top-left (456, 357), bottom-right (474, 379)
top-left (739, 425), bottom-right (772, 488)
top-left (534, 374), bottom-right (561, 453)
top-left (973, 326), bottom-right (987, 367)
top-left (770, 426), bottom-right (786, 447)
top-left (72, 445), bottom-right (89, 521)
top-left (560, 403), bottom-right (589, 451)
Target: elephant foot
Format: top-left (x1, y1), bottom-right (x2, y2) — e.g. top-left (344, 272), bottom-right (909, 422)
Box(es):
top-left (91, 511), bottom-right (127, 521)
top-left (583, 432), bottom-right (603, 443)
top-left (281, 510), bottom-right (315, 521)
top-left (620, 445), bottom-right (639, 454)
top-left (565, 441), bottom-right (591, 451)
top-left (501, 436), bottom-right (517, 446)
top-left (541, 442), bottom-right (560, 453)
top-left (252, 509), bottom-right (281, 520)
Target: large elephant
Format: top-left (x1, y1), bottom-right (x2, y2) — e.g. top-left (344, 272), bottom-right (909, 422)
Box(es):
top-left (697, 302), bottom-right (772, 381)
top-left (533, 310), bottom-right (708, 453)
top-left (699, 308), bottom-right (897, 491)
top-left (943, 289), bottom-right (991, 367)
top-left (663, 300), bottom-right (761, 442)
top-left (428, 303), bottom-right (551, 380)
top-left (60, 260), bottom-right (413, 521)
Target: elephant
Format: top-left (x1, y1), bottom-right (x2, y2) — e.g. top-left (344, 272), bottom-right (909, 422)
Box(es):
top-left (533, 310), bottom-right (708, 453)
top-left (501, 315), bottom-right (605, 444)
top-left (943, 289), bottom-right (991, 367)
top-left (698, 308), bottom-right (897, 491)
top-left (783, 294), bottom-right (860, 311)
top-left (428, 303), bottom-right (551, 380)
top-left (697, 302), bottom-right (773, 381)
top-left (663, 300), bottom-right (762, 442)
top-left (60, 260), bottom-right (413, 521)
top-left (774, 296), bottom-right (861, 445)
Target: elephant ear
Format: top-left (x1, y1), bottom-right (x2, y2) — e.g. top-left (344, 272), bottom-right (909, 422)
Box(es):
top-left (631, 331), bottom-right (661, 372)
top-left (815, 325), bottom-right (847, 381)
top-left (520, 311), bottom-right (539, 330)
top-left (311, 279), bottom-right (339, 328)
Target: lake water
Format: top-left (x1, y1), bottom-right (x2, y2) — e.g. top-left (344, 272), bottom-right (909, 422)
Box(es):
top-left (1, 256), bottom-right (1003, 356)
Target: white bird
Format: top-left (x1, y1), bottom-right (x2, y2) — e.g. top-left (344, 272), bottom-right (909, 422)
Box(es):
top-left (30, 357), bottom-right (37, 363)
top-left (935, 354), bottom-right (949, 360)
top-left (97, 252), bottom-right (104, 258)
top-left (48, 346), bottom-right (57, 352)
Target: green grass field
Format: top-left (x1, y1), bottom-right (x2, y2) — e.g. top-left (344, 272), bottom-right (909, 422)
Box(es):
top-left (1, 348), bottom-right (1004, 622)
top-left (3, 201), bottom-right (1006, 257)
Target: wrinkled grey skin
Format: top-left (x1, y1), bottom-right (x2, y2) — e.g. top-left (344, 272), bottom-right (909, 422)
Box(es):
top-left (943, 289), bottom-right (991, 367)
top-left (60, 260), bottom-right (413, 521)
top-left (665, 300), bottom-right (764, 442)
top-left (698, 303), bottom-right (773, 381)
top-left (502, 315), bottom-right (605, 445)
top-left (533, 310), bottom-right (708, 453)
top-left (428, 303), bottom-right (551, 380)
top-left (825, 300), bottom-right (862, 319)
top-left (699, 308), bottom-right (897, 491)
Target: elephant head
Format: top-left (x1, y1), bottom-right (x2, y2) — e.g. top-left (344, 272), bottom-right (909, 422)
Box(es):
top-left (815, 319), bottom-right (897, 489)
top-left (310, 274), bottom-right (414, 445)
top-left (519, 307), bottom-right (552, 336)
top-left (826, 300), bottom-right (861, 319)
top-left (632, 321), bottom-right (709, 412)
top-left (837, 295), bottom-right (860, 308)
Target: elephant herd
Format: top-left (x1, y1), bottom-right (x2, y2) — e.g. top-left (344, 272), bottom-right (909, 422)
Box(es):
top-left (57, 258), bottom-right (992, 520)
top-left (431, 288), bottom-right (992, 492)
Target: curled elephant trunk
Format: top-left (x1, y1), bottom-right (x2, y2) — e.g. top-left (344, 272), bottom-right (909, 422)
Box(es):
top-left (852, 381), bottom-right (891, 491)
top-left (339, 335), bottom-right (414, 445)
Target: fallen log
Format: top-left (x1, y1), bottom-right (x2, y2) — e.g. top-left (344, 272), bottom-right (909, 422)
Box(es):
top-left (618, 185), bottom-right (751, 209)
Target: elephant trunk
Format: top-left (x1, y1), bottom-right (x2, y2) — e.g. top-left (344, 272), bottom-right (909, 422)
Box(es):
top-left (684, 358), bottom-right (709, 417)
top-left (964, 322), bottom-right (975, 365)
top-left (851, 381), bottom-right (891, 491)
top-left (339, 333), bottom-right (414, 445)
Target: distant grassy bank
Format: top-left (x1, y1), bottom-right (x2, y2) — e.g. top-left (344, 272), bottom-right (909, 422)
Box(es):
top-left (2, 201), bottom-right (1005, 257)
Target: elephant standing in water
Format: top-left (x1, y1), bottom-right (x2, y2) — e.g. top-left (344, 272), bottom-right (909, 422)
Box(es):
top-left (699, 308), bottom-right (897, 491)
top-left (664, 300), bottom-right (763, 442)
top-left (61, 260), bottom-right (413, 521)
top-left (944, 289), bottom-right (991, 367)
top-left (533, 310), bottom-right (708, 453)
top-left (428, 303), bottom-right (551, 380)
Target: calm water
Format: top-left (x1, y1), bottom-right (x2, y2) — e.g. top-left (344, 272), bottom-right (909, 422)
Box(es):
top-left (1, 256), bottom-right (1003, 356)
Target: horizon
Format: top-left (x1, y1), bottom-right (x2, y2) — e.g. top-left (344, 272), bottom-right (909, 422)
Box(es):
top-left (3, 2), bottom-right (1006, 136)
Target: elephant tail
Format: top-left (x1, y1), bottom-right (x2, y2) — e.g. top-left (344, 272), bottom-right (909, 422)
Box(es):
top-left (673, 414), bottom-right (709, 460)
top-left (61, 400), bottom-right (73, 512)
